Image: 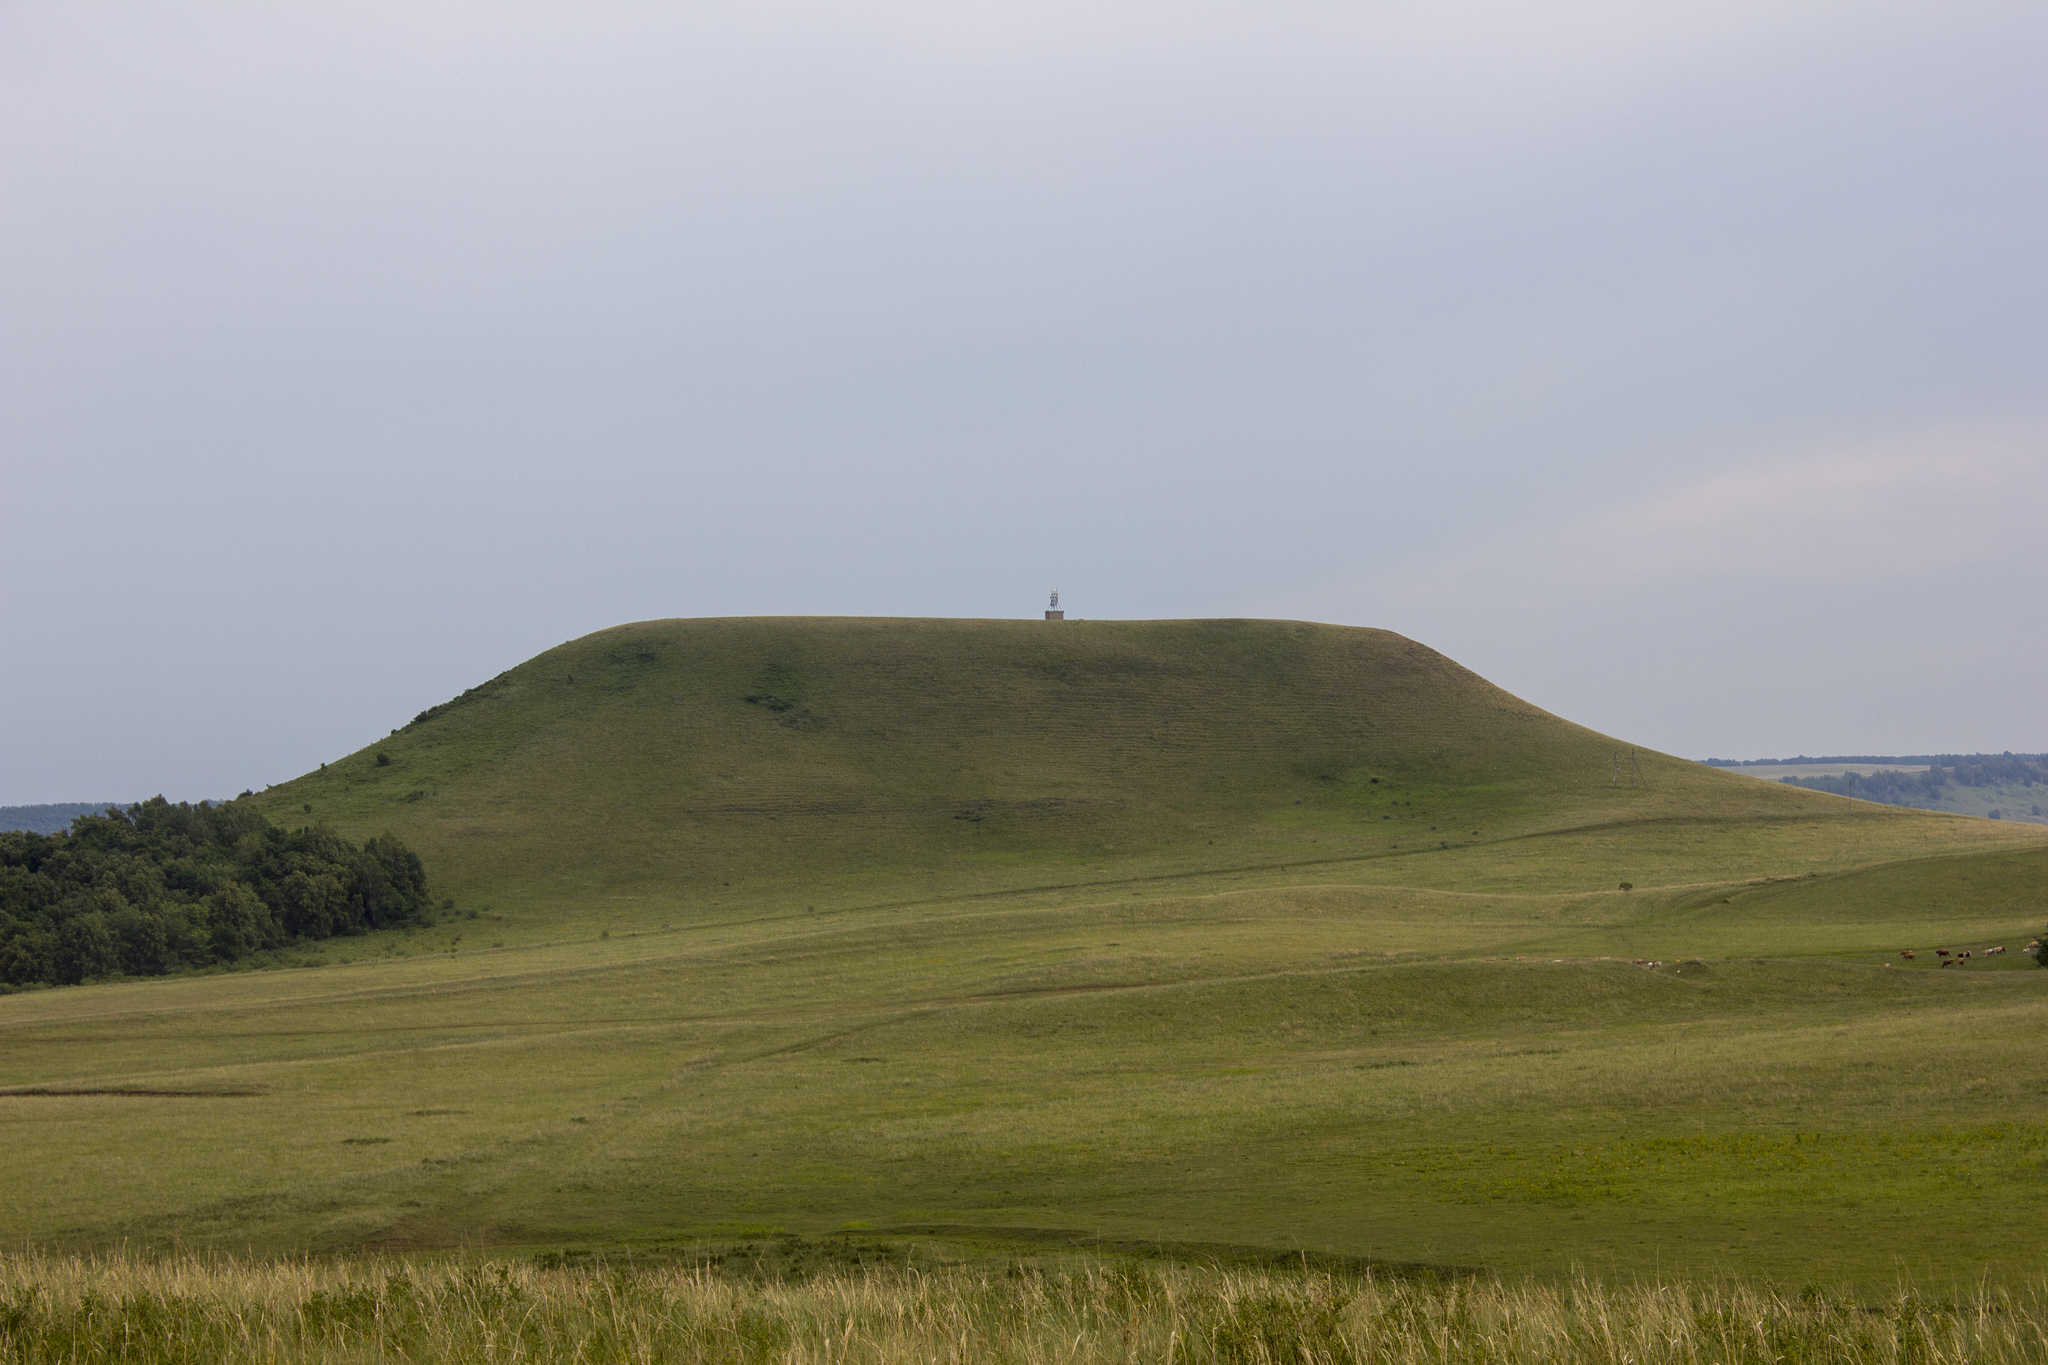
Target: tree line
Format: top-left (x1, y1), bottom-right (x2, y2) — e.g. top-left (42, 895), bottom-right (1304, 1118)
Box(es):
top-left (0, 798), bottom-right (432, 988)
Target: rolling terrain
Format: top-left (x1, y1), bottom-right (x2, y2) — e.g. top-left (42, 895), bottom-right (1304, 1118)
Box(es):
top-left (3, 618), bottom-right (2045, 1288)
top-left (1716, 755), bottom-right (2048, 826)
top-left (0, 802), bottom-right (130, 835)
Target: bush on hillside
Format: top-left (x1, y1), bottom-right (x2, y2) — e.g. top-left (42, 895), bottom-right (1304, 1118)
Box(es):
top-left (0, 798), bottom-right (432, 988)
top-left (411, 670), bottom-right (512, 727)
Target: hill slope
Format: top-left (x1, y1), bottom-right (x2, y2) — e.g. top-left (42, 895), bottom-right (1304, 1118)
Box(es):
top-left (251, 617), bottom-right (1989, 928)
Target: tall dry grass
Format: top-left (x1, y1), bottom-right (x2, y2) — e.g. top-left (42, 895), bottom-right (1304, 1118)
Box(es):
top-left (3, 1250), bottom-right (2047, 1364)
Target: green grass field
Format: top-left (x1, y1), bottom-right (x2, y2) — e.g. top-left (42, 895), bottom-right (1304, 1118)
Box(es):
top-left (4, 618), bottom-right (2045, 1292)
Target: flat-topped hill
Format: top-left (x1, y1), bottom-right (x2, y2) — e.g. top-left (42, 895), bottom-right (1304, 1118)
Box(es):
top-left (251, 617), bottom-right (1998, 924)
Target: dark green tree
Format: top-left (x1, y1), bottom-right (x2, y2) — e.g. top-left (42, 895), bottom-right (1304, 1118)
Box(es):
top-left (0, 798), bottom-right (433, 988)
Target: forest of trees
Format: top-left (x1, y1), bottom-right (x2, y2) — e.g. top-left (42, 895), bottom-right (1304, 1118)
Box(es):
top-left (0, 798), bottom-right (432, 988)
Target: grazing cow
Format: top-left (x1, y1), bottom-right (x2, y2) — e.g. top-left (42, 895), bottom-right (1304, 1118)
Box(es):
top-left (1988, 946), bottom-right (2006, 956)
top-left (1941, 959), bottom-right (1954, 968)
top-left (1900, 950), bottom-right (1916, 960)
top-left (1961, 950), bottom-right (1972, 960)
top-left (1936, 949), bottom-right (1950, 958)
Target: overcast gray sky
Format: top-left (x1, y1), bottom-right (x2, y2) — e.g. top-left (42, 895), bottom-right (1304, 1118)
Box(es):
top-left (3, 2), bottom-right (2044, 804)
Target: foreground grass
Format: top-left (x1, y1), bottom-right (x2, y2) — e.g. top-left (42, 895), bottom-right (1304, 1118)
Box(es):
top-left (8, 1251), bottom-right (2048, 1364)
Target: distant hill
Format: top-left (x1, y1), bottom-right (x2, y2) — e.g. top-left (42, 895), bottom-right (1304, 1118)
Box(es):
top-left (1706, 754), bottom-right (2048, 825)
top-left (0, 802), bottom-right (127, 835)
top-left (1703, 753), bottom-right (2048, 769)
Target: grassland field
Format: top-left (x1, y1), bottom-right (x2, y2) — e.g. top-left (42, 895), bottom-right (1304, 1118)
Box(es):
top-left (4, 618), bottom-right (2046, 1296)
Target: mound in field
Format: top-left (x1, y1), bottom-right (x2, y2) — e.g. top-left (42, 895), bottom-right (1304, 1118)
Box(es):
top-left (252, 616), bottom-right (1830, 915)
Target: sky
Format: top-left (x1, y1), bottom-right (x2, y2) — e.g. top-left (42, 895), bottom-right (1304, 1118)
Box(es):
top-left (3, 2), bottom-right (2045, 804)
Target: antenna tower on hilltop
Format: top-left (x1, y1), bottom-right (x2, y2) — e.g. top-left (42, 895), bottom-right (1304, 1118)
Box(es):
top-left (1045, 590), bottom-right (1064, 622)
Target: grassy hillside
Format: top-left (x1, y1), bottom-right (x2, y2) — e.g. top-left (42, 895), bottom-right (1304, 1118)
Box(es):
top-left (249, 617), bottom-right (2019, 933)
top-left (5, 618), bottom-right (2046, 1287)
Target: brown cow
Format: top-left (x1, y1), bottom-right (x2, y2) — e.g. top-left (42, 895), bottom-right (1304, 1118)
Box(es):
top-left (1900, 950), bottom-right (1916, 960)
top-left (1936, 949), bottom-right (1951, 958)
